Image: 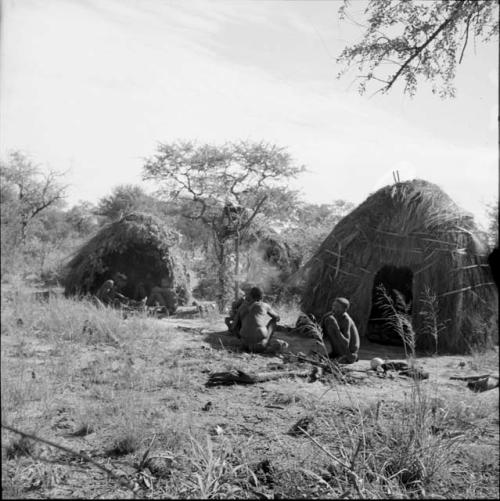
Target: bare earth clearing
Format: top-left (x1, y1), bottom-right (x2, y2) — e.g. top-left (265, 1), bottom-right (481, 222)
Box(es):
top-left (1, 296), bottom-right (499, 499)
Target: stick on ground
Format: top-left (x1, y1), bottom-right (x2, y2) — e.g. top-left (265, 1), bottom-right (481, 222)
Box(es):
top-left (1, 422), bottom-right (138, 495)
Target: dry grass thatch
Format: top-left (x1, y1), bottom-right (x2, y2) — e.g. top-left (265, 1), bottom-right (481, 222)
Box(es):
top-left (63, 212), bottom-right (190, 302)
top-left (299, 180), bottom-right (497, 354)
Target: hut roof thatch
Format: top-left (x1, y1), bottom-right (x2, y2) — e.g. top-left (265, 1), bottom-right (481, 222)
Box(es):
top-left (63, 212), bottom-right (189, 301)
top-left (299, 179), bottom-right (497, 354)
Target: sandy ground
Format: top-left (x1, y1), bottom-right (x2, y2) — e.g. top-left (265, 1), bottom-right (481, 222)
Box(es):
top-left (2, 312), bottom-right (499, 498)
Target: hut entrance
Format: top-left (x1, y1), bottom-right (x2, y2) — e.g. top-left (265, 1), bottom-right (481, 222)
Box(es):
top-left (366, 265), bottom-right (413, 345)
top-left (93, 246), bottom-right (171, 299)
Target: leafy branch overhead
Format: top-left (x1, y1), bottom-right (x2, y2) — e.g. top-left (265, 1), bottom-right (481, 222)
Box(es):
top-left (337, 0), bottom-right (499, 97)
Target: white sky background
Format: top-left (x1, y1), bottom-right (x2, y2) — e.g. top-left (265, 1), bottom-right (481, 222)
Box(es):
top-left (1, 0), bottom-right (498, 227)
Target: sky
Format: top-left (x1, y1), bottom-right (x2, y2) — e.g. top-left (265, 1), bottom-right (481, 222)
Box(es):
top-left (1, 0), bottom-right (498, 228)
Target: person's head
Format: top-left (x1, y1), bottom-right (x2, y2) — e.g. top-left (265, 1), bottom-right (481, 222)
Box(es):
top-left (249, 286), bottom-right (263, 302)
top-left (332, 297), bottom-right (350, 314)
top-left (160, 277), bottom-right (169, 287)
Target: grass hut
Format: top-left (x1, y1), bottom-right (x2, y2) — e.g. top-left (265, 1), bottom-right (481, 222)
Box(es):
top-left (63, 212), bottom-right (190, 304)
top-left (300, 180), bottom-right (497, 354)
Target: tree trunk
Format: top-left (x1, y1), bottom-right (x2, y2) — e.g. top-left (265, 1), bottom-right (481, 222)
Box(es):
top-left (212, 229), bottom-right (230, 313)
top-left (234, 231), bottom-right (240, 301)
top-left (217, 246), bottom-right (227, 313)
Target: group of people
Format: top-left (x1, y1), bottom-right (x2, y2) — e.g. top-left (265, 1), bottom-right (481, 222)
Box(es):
top-left (226, 287), bottom-right (360, 363)
top-left (96, 272), bottom-right (360, 362)
top-left (95, 272), bottom-right (178, 314)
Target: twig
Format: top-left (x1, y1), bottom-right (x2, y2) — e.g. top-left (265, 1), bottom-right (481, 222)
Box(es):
top-left (439, 282), bottom-right (495, 297)
top-left (335, 242), bottom-right (342, 279)
top-left (299, 427), bottom-right (365, 499)
top-left (459, 14), bottom-right (472, 64)
top-left (1, 423), bottom-right (137, 495)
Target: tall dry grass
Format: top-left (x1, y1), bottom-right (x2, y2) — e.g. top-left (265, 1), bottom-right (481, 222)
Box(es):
top-left (2, 285), bottom-right (498, 499)
top-left (293, 285), bottom-right (490, 498)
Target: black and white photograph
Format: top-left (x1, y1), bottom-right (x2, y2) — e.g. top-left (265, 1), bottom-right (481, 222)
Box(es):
top-left (1, 0), bottom-right (498, 498)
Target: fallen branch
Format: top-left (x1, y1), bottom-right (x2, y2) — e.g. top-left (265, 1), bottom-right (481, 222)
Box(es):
top-left (205, 369), bottom-right (310, 387)
top-left (1, 422), bottom-right (138, 495)
top-left (450, 374), bottom-right (498, 381)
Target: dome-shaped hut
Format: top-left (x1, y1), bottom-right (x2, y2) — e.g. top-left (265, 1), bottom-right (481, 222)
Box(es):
top-left (63, 212), bottom-right (190, 304)
top-left (300, 180), bottom-right (497, 354)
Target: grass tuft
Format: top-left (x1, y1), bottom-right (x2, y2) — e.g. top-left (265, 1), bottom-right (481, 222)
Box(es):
top-left (105, 432), bottom-right (141, 457)
top-left (5, 436), bottom-right (35, 460)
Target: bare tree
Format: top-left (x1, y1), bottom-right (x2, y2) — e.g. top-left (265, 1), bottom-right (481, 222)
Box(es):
top-left (0, 151), bottom-right (67, 244)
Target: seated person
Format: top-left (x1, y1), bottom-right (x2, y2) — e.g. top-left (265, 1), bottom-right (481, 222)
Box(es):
top-left (235, 286), bottom-right (282, 354)
top-left (225, 290), bottom-right (248, 336)
top-left (321, 297), bottom-right (360, 364)
top-left (95, 279), bottom-right (115, 304)
top-left (147, 277), bottom-right (178, 313)
top-left (95, 273), bottom-right (128, 306)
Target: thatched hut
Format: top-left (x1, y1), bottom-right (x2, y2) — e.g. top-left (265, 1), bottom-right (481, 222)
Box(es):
top-left (63, 212), bottom-right (190, 303)
top-left (300, 180), bottom-right (497, 354)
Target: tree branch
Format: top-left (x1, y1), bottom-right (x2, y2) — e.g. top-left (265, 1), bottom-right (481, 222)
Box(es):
top-left (240, 195), bottom-right (268, 232)
top-left (384, 2), bottom-right (465, 92)
top-left (1, 422), bottom-right (137, 494)
top-left (459, 13), bottom-right (473, 64)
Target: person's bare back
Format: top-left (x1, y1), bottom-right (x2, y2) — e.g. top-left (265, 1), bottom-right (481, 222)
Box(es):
top-left (234, 287), bottom-right (281, 353)
top-left (240, 300), bottom-right (279, 346)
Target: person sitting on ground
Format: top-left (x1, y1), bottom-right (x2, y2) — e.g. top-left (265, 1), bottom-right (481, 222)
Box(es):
top-left (225, 289), bottom-right (249, 336)
top-left (95, 279), bottom-right (115, 304)
top-left (147, 277), bottom-right (179, 314)
top-left (95, 273), bottom-right (128, 306)
top-left (235, 286), bottom-right (282, 354)
top-left (321, 297), bottom-right (360, 364)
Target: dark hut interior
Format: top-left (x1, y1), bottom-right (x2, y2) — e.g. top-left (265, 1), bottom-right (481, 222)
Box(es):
top-left (87, 247), bottom-right (171, 299)
top-left (367, 265), bottom-right (414, 345)
top-left (63, 212), bottom-right (189, 303)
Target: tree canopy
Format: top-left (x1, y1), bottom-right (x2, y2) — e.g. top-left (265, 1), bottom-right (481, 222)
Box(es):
top-left (0, 151), bottom-right (67, 243)
top-left (143, 140), bottom-right (304, 308)
top-left (337, 0), bottom-right (499, 97)
top-left (95, 184), bottom-right (159, 222)
top-left (143, 140), bottom-right (304, 229)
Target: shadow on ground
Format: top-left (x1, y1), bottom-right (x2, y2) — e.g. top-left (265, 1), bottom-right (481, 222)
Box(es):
top-left (203, 327), bottom-right (406, 362)
top-left (203, 329), bottom-right (242, 353)
top-left (357, 341), bottom-right (406, 361)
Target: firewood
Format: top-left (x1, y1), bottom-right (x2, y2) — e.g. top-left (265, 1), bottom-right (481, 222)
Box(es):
top-left (449, 374), bottom-right (498, 381)
top-left (205, 368), bottom-right (310, 387)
